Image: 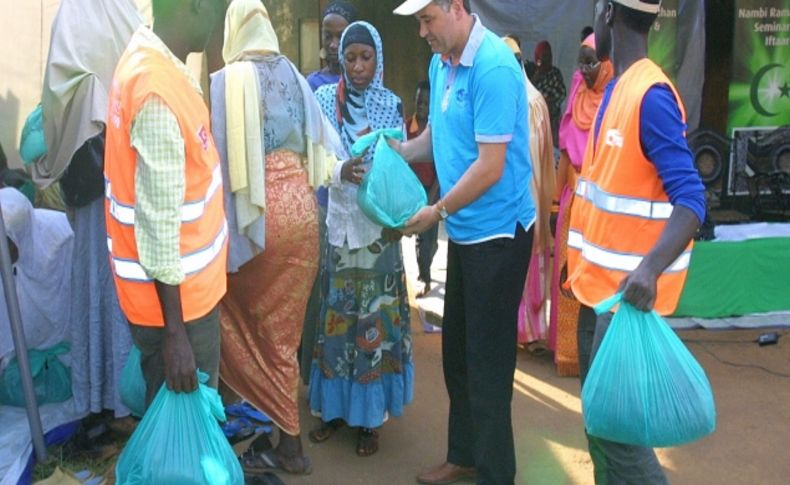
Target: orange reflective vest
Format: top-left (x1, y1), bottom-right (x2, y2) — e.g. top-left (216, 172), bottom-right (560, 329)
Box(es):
top-left (105, 43), bottom-right (227, 326)
top-left (567, 58), bottom-right (692, 315)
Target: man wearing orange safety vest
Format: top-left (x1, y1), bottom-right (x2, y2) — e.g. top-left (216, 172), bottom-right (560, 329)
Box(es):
top-left (105, 0), bottom-right (227, 404)
top-left (566, 0), bottom-right (705, 483)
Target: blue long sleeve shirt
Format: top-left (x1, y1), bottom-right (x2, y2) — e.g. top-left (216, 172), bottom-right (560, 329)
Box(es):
top-left (594, 80), bottom-right (706, 224)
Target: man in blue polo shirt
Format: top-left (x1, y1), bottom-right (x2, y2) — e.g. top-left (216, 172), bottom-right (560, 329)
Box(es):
top-left (393, 1), bottom-right (535, 483)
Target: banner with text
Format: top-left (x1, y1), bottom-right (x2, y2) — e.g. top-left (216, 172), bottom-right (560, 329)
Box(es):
top-left (728, 1), bottom-right (790, 132)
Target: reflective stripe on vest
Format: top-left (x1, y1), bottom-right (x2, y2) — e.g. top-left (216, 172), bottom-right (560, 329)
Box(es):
top-left (108, 220), bottom-right (228, 282)
top-left (575, 179), bottom-right (674, 220)
top-left (568, 229), bottom-right (691, 273)
top-left (106, 164), bottom-right (222, 226)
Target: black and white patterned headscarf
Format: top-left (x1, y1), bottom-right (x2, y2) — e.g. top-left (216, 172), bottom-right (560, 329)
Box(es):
top-left (315, 21), bottom-right (403, 155)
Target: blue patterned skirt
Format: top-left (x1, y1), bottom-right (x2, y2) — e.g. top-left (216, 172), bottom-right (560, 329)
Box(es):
top-left (308, 238), bottom-right (413, 429)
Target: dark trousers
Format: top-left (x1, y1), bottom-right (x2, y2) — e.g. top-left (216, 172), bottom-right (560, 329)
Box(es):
top-left (416, 223), bottom-right (439, 283)
top-left (577, 305), bottom-right (668, 485)
top-left (416, 184), bottom-right (440, 283)
top-left (443, 225), bottom-right (532, 485)
top-left (129, 306), bottom-right (221, 408)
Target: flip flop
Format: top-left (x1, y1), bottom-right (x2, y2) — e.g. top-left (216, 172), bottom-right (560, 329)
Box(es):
top-left (278, 453), bottom-right (313, 475)
top-left (241, 448), bottom-right (312, 476)
top-left (241, 448), bottom-right (279, 476)
top-left (246, 472), bottom-right (286, 485)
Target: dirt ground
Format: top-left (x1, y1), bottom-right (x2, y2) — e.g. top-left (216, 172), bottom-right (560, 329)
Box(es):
top-left (283, 326), bottom-right (789, 485)
top-left (279, 228), bottom-right (790, 485)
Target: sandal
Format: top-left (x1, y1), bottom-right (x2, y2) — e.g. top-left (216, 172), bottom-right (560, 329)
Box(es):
top-left (356, 428), bottom-right (379, 457)
top-left (308, 418), bottom-right (344, 443)
top-left (241, 447), bottom-right (313, 476)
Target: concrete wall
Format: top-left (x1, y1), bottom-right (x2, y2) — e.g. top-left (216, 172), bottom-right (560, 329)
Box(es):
top-left (0, 0), bottom-right (59, 169)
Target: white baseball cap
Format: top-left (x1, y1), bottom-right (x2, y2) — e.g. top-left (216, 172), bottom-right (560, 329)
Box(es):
top-left (393, 0), bottom-right (433, 16)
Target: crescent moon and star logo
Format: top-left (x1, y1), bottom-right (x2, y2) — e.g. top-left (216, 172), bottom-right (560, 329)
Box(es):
top-left (750, 63), bottom-right (790, 117)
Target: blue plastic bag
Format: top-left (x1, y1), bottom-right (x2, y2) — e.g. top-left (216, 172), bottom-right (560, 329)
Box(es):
top-left (0, 342), bottom-right (72, 407)
top-left (115, 371), bottom-right (244, 485)
top-left (352, 128), bottom-right (428, 228)
top-left (581, 293), bottom-right (716, 448)
top-left (118, 345), bottom-right (146, 417)
top-left (19, 104), bottom-right (47, 165)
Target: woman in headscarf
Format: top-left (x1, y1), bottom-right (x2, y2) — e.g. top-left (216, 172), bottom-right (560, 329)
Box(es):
top-left (306, 0), bottom-right (358, 92)
top-left (0, 188), bottom-right (73, 362)
top-left (41, 0), bottom-right (141, 420)
top-left (502, 36), bottom-right (555, 346)
top-left (531, 40), bottom-right (567, 146)
top-left (308, 21), bottom-right (413, 458)
top-left (550, 33), bottom-right (614, 376)
top-left (210, 0), bottom-right (345, 476)
top-left (300, 0), bottom-right (358, 388)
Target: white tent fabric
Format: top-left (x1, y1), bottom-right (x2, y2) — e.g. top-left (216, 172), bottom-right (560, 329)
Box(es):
top-left (714, 223), bottom-right (790, 242)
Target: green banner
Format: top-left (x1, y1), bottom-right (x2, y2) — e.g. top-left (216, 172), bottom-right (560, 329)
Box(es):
top-left (648, 0), bottom-right (679, 82)
top-left (727, 1), bottom-right (790, 132)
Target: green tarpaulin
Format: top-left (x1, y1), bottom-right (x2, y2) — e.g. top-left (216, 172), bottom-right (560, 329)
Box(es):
top-left (674, 238), bottom-right (790, 318)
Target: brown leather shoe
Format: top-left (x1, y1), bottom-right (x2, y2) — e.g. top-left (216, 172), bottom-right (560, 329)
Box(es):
top-left (416, 462), bottom-right (477, 484)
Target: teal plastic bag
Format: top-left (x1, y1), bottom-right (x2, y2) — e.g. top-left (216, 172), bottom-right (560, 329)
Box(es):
top-left (581, 293), bottom-right (716, 448)
top-left (352, 128), bottom-right (428, 228)
top-left (19, 104), bottom-right (47, 165)
top-left (119, 345), bottom-right (146, 417)
top-left (0, 342), bottom-right (72, 407)
top-left (116, 371), bottom-right (243, 485)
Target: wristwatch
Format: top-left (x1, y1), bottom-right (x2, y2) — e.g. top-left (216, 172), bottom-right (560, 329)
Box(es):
top-left (435, 200), bottom-right (449, 220)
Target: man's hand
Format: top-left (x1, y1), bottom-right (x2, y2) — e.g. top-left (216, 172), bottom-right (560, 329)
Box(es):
top-left (403, 205), bottom-right (440, 236)
top-left (618, 264), bottom-right (659, 312)
top-left (162, 329), bottom-right (197, 392)
top-left (341, 157), bottom-right (366, 185)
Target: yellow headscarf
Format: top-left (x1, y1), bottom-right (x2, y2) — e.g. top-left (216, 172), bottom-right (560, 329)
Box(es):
top-left (223, 0), bottom-right (280, 64)
top-left (222, 0), bottom-right (280, 242)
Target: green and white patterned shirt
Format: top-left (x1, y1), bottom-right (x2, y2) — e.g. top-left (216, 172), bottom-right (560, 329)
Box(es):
top-left (128, 26), bottom-right (203, 285)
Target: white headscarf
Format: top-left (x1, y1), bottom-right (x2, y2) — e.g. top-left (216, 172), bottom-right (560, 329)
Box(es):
top-left (0, 189), bottom-right (74, 362)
